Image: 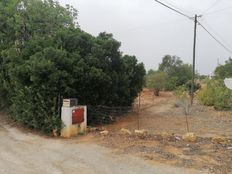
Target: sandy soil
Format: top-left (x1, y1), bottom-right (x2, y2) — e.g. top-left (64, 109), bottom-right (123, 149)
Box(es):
top-left (101, 89), bottom-right (232, 174)
top-left (106, 89), bottom-right (232, 138)
top-left (0, 113), bottom-right (207, 174)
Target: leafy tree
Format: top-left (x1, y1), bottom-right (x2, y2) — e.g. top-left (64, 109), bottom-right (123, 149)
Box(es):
top-left (146, 71), bottom-right (168, 96)
top-left (0, 0), bottom-right (145, 133)
top-left (159, 55), bottom-right (182, 73)
top-left (159, 55), bottom-right (192, 89)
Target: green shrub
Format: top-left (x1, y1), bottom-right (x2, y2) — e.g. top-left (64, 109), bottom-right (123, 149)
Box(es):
top-left (174, 86), bottom-right (190, 104)
top-left (197, 86), bottom-right (215, 106)
top-left (197, 80), bottom-right (232, 110)
top-left (214, 87), bottom-right (232, 110)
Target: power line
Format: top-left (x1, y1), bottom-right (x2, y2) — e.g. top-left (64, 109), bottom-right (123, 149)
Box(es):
top-left (201, 0), bottom-right (222, 15)
top-left (154, 0), bottom-right (232, 53)
top-left (204, 6), bottom-right (232, 16)
top-left (161, 0), bottom-right (194, 16)
top-left (154, 0), bottom-right (192, 20)
top-left (200, 19), bottom-right (231, 48)
top-left (198, 21), bottom-right (232, 54)
top-left (153, 0), bottom-right (232, 104)
top-left (153, 0), bottom-right (197, 105)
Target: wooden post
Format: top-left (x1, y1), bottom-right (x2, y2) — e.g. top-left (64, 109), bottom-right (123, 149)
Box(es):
top-left (137, 93), bottom-right (141, 130)
top-left (191, 14), bottom-right (198, 105)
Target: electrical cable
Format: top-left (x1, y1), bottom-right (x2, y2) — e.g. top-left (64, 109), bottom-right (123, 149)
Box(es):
top-left (200, 19), bottom-right (231, 48)
top-left (161, 0), bottom-right (194, 16)
top-left (153, 0), bottom-right (232, 54)
top-left (154, 0), bottom-right (192, 20)
top-left (204, 6), bottom-right (232, 16)
top-left (201, 0), bottom-right (222, 15)
top-left (198, 21), bottom-right (232, 54)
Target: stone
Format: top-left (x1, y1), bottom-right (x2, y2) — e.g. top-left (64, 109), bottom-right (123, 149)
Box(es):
top-left (182, 147), bottom-right (191, 152)
top-left (182, 132), bottom-right (197, 142)
top-left (161, 132), bottom-right (173, 140)
top-left (174, 136), bottom-right (181, 141)
top-left (120, 128), bottom-right (132, 135)
top-left (53, 129), bottom-right (58, 137)
top-left (135, 129), bottom-right (148, 137)
top-left (212, 136), bottom-right (229, 144)
top-left (88, 127), bottom-right (99, 132)
top-left (100, 130), bottom-right (109, 136)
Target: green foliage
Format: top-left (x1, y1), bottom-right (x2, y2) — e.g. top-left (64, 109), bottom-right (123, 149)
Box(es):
top-left (0, 0), bottom-right (145, 133)
top-left (198, 57), bottom-right (232, 110)
top-left (185, 80), bottom-right (201, 94)
top-left (197, 80), bottom-right (232, 110)
top-left (174, 86), bottom-right (188, 99)
top-left (158, 55), bottom-right (192, 90)
top-left (215, 57), bottom-right (232, 79)
top-left (146, 71), bottom-right (167, 96)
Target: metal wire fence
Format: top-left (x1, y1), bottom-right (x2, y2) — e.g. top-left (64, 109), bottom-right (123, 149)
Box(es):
top-left (87, 105), bottom-right (138, 125)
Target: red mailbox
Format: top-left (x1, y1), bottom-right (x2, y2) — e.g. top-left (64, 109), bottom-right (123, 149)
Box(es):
top-left (72, 108), bottom-right (84, 124)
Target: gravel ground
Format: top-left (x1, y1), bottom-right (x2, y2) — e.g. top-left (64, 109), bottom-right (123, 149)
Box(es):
top-left (0, 114), bottom-right (207, 174)
top-left (101, 132), bottom-right (232, 174)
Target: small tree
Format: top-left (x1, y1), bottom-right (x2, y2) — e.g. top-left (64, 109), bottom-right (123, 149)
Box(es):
top-left (147, 71), bottom-right (168, 96)
top-left (174, 86), bottom-right (191, 132)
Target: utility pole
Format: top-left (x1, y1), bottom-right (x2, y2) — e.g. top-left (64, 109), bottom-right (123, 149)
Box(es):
top-left (154, 0), bottom-right (232, 104)
top-left (153, 0), bottom-right (200, 105)
top-left (190, 14), bottom-right (198, 105)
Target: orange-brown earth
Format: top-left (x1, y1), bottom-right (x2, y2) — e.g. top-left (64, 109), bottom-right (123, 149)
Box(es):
top-left (106, 89), bottom-right (232, 138)
top-left (98, 89), bottom-right (232, 174)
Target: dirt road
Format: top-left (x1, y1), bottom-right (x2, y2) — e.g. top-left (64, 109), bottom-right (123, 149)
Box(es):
top-left (0, 114), bottom-right (207, 174)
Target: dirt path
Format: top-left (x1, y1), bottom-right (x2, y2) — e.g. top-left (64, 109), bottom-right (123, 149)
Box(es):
top-left (0, 114), bottom-right (207, 174)
top-left (101, 90), bottom-right (232, 174)
top-left (106, 90), bottom-right (232, 138)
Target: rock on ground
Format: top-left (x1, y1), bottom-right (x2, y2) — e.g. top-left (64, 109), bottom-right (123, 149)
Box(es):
top-left (120, 128), bottom-right (132, 135)
top-left (135, 129), bottom-right (148, 137)
top-left (100, 130), bottom-right (109, 136)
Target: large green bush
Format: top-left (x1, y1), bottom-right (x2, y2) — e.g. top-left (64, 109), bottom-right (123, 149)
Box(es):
top-left (0, 0), bottom-right (145, 134)
top-left (197, 80), bottom-right (232, 110)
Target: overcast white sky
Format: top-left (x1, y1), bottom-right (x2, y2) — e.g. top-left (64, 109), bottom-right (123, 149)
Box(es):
top-left (59, 0), bottom-right (232, 75)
